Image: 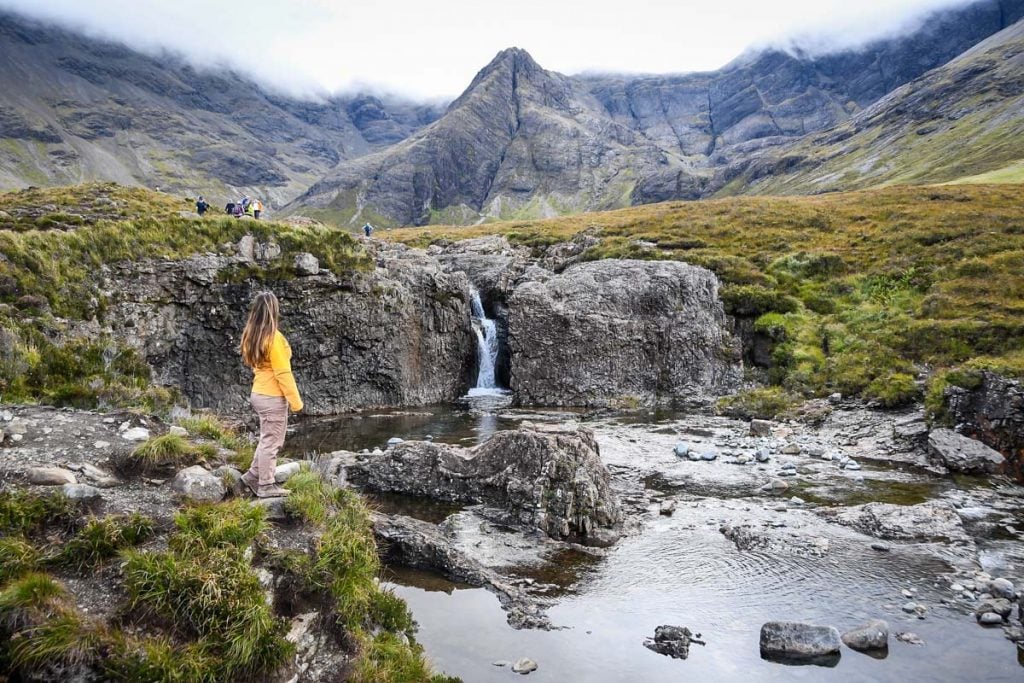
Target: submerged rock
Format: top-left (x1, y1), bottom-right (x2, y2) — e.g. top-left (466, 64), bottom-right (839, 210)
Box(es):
top-left (512, 658), bottom-right (538, 674)
top-left (820, 501), bottom-right (971, 544)
top-left (351, 424), bottom-right (621, 544)
top-left (928, 428), bottom-right (1005, 474)
top-left (759, 621), bottom-right (841, 663)
top-left (644, 625), bottom-right (699, 659)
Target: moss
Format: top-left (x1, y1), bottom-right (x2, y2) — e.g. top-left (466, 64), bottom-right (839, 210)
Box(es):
top-left (716, 387), bottom-right (798, 420)
top-left (721, 285), bottom-right (799, 317)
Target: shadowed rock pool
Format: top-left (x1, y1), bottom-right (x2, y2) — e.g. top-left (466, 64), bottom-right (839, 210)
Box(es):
top-left (288, 400), bottom-right (1024, 681)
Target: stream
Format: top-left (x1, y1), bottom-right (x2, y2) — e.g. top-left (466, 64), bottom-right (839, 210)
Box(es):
top-left (285, 399), bottom-right (1024, 682)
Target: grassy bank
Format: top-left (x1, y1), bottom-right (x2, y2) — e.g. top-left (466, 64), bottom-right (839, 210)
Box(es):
top-left (0, 477), bottom-right (458, 681)
top-left (388, 183), bottom-right (1024, 413)
top-left (0, 183), bottom-right (371, 408)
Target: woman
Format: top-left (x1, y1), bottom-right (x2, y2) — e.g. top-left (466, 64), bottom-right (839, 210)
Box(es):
top-left (239, 291), bottom-right (303, 497)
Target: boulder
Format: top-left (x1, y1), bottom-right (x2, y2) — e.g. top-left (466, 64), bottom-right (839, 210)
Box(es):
top-left (61, 483), bottom-right (102, 501)
top-left (215, 465), bottom-right (244, 497)
top-left (168, 425), bottom-right (188, 437)
top-left (928, 428), bottom-right (1005, 474)
top-left (990, 577), bottom-right (1015, 599)
top-left (841, 619), bottom-right (889, 652)
top-left (350, 424), bottom-right (621, 544)
top-left (171, 465), bottom-right (226, 503)
top-left (274, 461), bottom-right (302, 483)
top-left (27, 467), bottom-right (76, 485)
top-left (760, 621), bottom-right (841, 663)
top-left (507, 260), bottom-right (741, 407)
top-left (121, 427), bottom-right (150, 442)
top-left (750, 419), bottom-right (773, 436)
top-left (293, 252), bottom-right (319, 276)
top-left (941, 371), bottom-right (1022, 481)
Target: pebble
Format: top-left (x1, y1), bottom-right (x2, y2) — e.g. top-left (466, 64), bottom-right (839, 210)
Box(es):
top-left (901, 602), bottom-right (917, 614)
top-left (659, 501), bottom-right (677, 516)
top-left (701, 450), bottom-right (717, 461)
top-left (871, 542), bottom-right (892, 552)
top-left (756, 447), bottom-right (771, 463)
top-left (61, 483), bottom-right (102, 501)
top-left (492, 661), bottom-right (511, 667)
top-left (121, 427), bottom-right (150, 442)
top-left (843, 460), bottom-right (862, 471)
top-left (896, 632), bottom-right (924, 645)
top-left (0, 410), bottom-right (12, 421)
top-left (92, 440), bottom-right (111, 449)
top-left (386, 437), bottom-right (404, 448)
top-left (990, 578), bottom-right (1015, 599)
top-left (781, 442), bottom-right (801, 455)
top-left (902, 589), bottom-right (915, 599)
top-left (512, 658), bottom-right (538, 674)
top-left (950, 583), bottom-right (964, 593)
top-left (169, 425), bottom-right (189, 437)
top-left (735, 454), bottom-right (752, 465)
top-left (673, 442), bottom-right (690, 457)
top-left (978, 612), bottom-right (1004, 626)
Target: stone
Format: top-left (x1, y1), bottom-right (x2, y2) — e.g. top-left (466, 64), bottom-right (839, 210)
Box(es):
top-left (171, 465), bottom-right (226, 503)
top-left (781, 442), bottom-right (801, 455)
top-left (750, 419), bottom-right (773, 437)
top-left (168, 425), bottom-right (188, 437)
top-left (841, 619), bottom-right (889, 652)
top-left (274, 461), bottom-right (302, 483)
top-left (92, 440), bottom-right (111, 449)
top-left (507, 260), bottom-right (741, 407)
top-left (659, 500), bottom-right (677, 516)
top-left (759, 478), bottom-right (789, 494)
top-left (673, 442), bottom-right (690, 458)
top-left (941, 372), bottom-right (1022, 480)
top-left (27, 467), bottom-right (76, 485)
top-left (386, 437), bottom-right (404, 448)
top-left (294, 252), bottom-right (320, 276)
top-left (644, 625), bottom-right (696, 659)
top-left (11, 434), bottom-right (22, 442)
top-left (350, 424), bottom-right (621, 543)
top-left (121, 427), bottom-right (150, 442)
top-left (895, 632), bottom-right (924, 645)
top-left (756, 447), bottom-right (771, 463)
top-left (701, 450), bottom-right (718, 461)
top-left (975, 599), bottom-right (1013, 619)
top-left (511, 658), bottom-right (537, 674)
top-left (927, 428), bottom-right (1005, 474)
top-left (870, 542), bottom-right (892, 552)
top-left (254, 496), bottom-right (287, 521)
top-left (759, 621), bottom-right (841, 662)
top-left (990, 578), bottom-right (1015, 599)
top-left (61, 483), bottom-right (102, 501)
top-left (901, 602), bottom-right (918, 614)
top-left (843, 460), bottom-right (862, 471)
top-left (979, 612), bottom-right (1004, 626)
top-left (215, 466), bottom-right (244, 497)
top-left (493, 660), bottom-right (511, 667)
top-left (7, 418), bottom-right (28, 435)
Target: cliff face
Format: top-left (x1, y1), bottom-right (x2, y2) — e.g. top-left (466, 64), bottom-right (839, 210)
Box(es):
top-left (105, 243), bottom-right (476, 415)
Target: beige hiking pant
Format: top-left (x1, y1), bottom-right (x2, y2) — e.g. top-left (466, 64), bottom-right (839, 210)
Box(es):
top-left (249, 393), bottom-right (288, 486)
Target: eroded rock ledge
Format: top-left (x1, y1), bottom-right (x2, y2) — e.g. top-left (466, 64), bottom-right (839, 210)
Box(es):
top-left (347, 423), bottom-right (623, 545)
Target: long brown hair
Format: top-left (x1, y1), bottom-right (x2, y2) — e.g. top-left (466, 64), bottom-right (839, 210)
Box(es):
top-left (240, 291), bottom-right (280, 368)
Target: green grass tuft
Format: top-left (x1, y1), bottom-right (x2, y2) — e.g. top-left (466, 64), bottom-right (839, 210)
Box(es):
top-left (130, 434), bottom-right (203, 471)
top-left (51, 514), bottom-right (155, 571)
top-left (716, 387), bottom-right (799, 420)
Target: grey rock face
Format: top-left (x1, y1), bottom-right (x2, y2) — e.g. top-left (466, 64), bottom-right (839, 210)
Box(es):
top-left (943, 371), bottom-right (1023, 481)
top-left (293, 252), bottom-right (319, 276)
top-left (841, 620), bottom-right (889, 652)
top-left (107, 243), bottom-right (475, 415)
top-left (928, 428), bottom-right (1005, 474)
top-left (351, 424), bottom-right (621, 544)
top-left (759, 621), bottom-right (841, 663)
top-left (507, 260), bottom-right (741, 407)
top-left (171, 465), bottom-right (226, 503)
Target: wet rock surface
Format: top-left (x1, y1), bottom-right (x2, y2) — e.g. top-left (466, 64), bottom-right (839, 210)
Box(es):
top-left (943, 371), bottom-right (1024, 481)
top-left (349, 423), bottom-right (622, 543)
top-left (929, 428), bottom-right (1006, 474)
top-left (643, 625), bottom-right (702, 659)
top-left (841, 619), bottom-right (889, 652)
top-left (759, 621), bottom-right (842, 663)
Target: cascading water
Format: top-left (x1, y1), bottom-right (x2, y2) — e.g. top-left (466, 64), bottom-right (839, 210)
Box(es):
top-left (469, 288), bottom-right (500, 391)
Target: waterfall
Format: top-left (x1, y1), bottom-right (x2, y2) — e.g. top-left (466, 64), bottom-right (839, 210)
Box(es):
top-left (469, 287), bottom-right (500, 391)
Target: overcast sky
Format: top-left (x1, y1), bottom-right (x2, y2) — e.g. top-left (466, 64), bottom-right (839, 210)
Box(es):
top-left (1, 0), bottom-right (973, 99)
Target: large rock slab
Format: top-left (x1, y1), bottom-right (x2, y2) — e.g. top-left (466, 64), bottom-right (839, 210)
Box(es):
top-left (928, 428), bottom-right (1005, 474)
top-left (507, 260), bottom-right (741, 407)
top-left (821, 501), bottom-right (971, 544)
top-left (350, 424), bottom-right (622, 544)
top-left (942, 371), bottom-right (1023, 481)
top-left (759, 621), bottom-right (841, 664)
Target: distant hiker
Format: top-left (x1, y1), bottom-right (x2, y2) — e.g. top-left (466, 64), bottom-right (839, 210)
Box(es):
top-left (196, 196), bottom-right (209, 216)
top-left (253, 198), bottom-right (263, 220)
top-left (240, 291), bottom-right (303, 498)
top-left (233, 202), bottom-right (244, 218)
top-left (363, 222), bottom-right (374, 238)
top-left (242, 196), bottom-right (254, 218)
top-left (225, 202), bottom-right (235, 216)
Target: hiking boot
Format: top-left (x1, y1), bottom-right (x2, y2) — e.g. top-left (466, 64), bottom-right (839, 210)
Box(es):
top-left (256, 484), bottom-right (290, 498)
top-left (241, 471), bottom-right (259, 496)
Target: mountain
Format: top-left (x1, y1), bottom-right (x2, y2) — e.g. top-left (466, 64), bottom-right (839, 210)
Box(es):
top-left (717, 18), bottom-right (1024, 194)
top-left (289, 0), bottom-right (1024, 226)
top-left (0, 12), bottom-right (443, 204)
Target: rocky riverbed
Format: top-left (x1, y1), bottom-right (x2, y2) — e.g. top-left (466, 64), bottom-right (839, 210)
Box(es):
top-left (286, 397), bottom-right (1024, 681)
top-left (2, 395), bottom-right (1022, 681)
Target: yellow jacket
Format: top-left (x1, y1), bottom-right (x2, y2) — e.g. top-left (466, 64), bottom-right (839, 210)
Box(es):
top-left (251, 331), bottom-right (303, 412)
